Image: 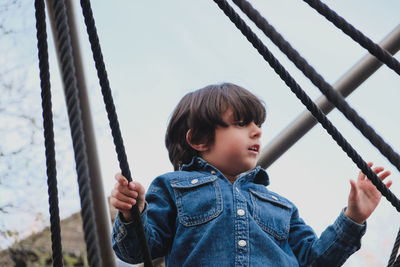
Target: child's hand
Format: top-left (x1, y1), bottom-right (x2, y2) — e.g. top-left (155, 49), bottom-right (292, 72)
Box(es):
top-left (345, 162), bottom-right (392, 224)
top-left (110, 173), bottom-right (146, 222)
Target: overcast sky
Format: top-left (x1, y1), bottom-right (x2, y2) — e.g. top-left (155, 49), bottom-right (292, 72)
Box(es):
top-left (2, 0), bottom-right (400, 265)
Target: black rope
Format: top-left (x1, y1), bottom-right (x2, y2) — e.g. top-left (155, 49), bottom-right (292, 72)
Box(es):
top-left (389, 228), bottom-right (400, 266)
top-left (302, 0), bottom-right (400, 76)
top-left (79, 0), bottom-right (153, 266)
top-left (212, 0), bottom-right (400, 212)
top-left (35, 0), bottom-right (63, 266)
top-left (394, 256), bottom-right (400, 267)
top-left (231, 1), bottom-right (400, 264)
top-left (50, 0), bottom-right (101, 266)
top-left (232, 0), bottom-right (400, 176)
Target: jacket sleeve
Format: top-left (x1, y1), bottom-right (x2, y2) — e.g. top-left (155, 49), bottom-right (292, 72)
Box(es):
top-left (289, 207), bottom-right (366, 267)
top-left (111, 176), bottom-right (176, 264)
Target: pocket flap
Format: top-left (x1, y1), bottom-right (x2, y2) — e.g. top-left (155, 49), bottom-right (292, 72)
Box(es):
top-left (249, 189), bottom-right (291, 210)
top-left (170, 175), bottom-right (217, 189)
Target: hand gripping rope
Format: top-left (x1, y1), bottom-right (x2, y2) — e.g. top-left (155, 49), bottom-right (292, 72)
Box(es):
top-left (35, 0), bottom-right (400, 265)
top-left (79, 0), bottom-right (153, 266)
top-left (36, 0), bottom-right (102, 266)
top-left (35, 0), bottom-right (153, 266)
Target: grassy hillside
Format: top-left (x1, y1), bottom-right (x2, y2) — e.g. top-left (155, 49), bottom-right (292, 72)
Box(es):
top-left (0, 212), bottom-right (89, 267)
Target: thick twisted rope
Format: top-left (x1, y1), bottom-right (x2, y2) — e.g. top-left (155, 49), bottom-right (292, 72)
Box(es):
top-left (394, 256), bottom-right (400, 267)
top-left (212, 0), bottom-right (400, 211)
top-left (232, 0), bottom-right (400, 176)
top-left (388, 227), bottom-right (400, 266)
top-left (302, 0), bottom-right (400, 76)
top-left (79, 0), bottom-right (153, 266)
top-left (35, 0), bottom-right (63, 265)
top-left (50, 0), bottom-right (101, 265)
top-left (232, 1), bottom-right (400, 263)
top-left (226, 1), bottom-right (400, 262)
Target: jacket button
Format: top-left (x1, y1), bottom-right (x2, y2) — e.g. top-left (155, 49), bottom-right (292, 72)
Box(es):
top-left (237, 209), bottom-right (245, 216)
top-left (191, 179), bottom-right (199, 184)
top-left (210, 170), bottom-right (216, 175)
top-left (238, 240), bottom-right (247, 247)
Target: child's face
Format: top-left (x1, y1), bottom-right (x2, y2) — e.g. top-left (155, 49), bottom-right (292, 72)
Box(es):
top-left (201, 108), bottom-right (262, 181)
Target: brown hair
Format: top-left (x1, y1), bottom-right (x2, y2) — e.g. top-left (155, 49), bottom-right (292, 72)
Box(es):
top-left (165, 83), bottom-right (266, 170)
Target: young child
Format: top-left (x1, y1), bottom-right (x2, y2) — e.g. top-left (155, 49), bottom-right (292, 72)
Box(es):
top-left (110, 83), bottom-right (392, 266)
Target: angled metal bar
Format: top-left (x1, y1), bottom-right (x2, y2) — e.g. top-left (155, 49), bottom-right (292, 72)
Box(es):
top-left (258, 25), bottom-right (400, 169)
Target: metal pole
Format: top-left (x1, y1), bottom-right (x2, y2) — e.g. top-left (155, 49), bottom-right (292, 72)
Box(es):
top-left (257, 25), bottom-right (400, 169)
top-left (46, 1), bottom-right (117, 266)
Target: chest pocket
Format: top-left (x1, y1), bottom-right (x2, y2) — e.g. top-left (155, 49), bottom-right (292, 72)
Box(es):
top-left (171, 175), bottom-right (223, 227)
top-left (250, 189), bottom-right (291, 241)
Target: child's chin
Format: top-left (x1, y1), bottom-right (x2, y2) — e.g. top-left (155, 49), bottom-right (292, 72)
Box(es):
top-left (245, 163), bottom-right (257, 171)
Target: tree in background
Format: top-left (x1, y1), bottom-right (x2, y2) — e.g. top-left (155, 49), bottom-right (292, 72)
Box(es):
top-left (0, 0), bottom-right (75, 248)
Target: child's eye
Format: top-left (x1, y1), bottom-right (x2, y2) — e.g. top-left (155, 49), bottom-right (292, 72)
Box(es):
top-left (234, 121), bottom-right (246, 127)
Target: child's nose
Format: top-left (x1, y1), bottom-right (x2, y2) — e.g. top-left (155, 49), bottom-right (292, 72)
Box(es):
top-left (250, 122), bottom-right (262, 138)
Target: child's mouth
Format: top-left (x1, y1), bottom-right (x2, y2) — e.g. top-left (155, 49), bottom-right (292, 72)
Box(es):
top-left (249, 144), bottom-right (260, 152)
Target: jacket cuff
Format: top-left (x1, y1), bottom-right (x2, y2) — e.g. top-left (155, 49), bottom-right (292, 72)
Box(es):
top-left (333, 208), bottom-right (366, 243)
top-left (113, 202), bottom-right (149, 242)
top-left (117, 201), bottom-right (149, 225)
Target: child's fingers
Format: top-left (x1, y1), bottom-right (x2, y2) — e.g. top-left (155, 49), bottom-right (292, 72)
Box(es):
top-left (115, 173), bottom-right (128, 186)
top-left (129, 182), bottom-right (146, 206)
top-left (113, 174), bottom-right (139, 196)
top-left (372, 166), bottom-right (384, 175)
top-left (111, 187), bottom-right (137, 205)
top-left (378, 170), bottom-right (391, 180)
top-left (358, 162), bottom-right (373, 181)
top-left (386, 180), bottom-right (393, 188)
top-left (359, 166), bottom-right (385, 182)
top-left (129, 181), bottom-right (145, 196)
top-left (110, 196), bottom-right (132, 211)
top-left (348, 179), bottom-right (358, 202)
top-left (358, 164), bottom-right (386, 182)
top-left (115, 183), bottom-right (138, 199)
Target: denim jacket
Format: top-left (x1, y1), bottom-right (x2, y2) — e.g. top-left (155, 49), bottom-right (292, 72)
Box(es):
top-left (112, 157), bottom-right (366, 266)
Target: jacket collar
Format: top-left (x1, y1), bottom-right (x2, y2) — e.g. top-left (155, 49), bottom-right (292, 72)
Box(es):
top-left (181, 157), bottom-right (270, 186)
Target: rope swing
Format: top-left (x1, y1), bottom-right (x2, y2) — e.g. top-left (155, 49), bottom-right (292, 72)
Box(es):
top-left (35, 0), bottom-right (153, 266)
top-left (34, 0), bottom-right (399, 266)
top-left (35, 0), bottom-right (63, 265)
top-left (36, 0), bottom-right (102, 265)
top-left (79, 0), bottom-right (153, 265)
top-left (213, 0), bottom-right (400, 265)
top-left (213, 0), bottom-right (400, 210)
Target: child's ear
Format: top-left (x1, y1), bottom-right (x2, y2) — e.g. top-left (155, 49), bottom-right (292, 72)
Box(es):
top-left (186, 129), bottom-right (209, 152)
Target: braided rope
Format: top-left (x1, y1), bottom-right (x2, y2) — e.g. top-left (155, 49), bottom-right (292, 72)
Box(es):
top-left (303, 0), bottom-right (400, 76)
top-left (389, 228), bottom-right (400, 266)
top-left (212, 0), bottom-right (400, 211)
top-left (79, 0), bottom-right (153, 266)
top-left (50, 0), bottom-right (101, 265)
top-left (34, 0), bottom-right (63, 265)
top-left (231, 1), bottom-right (400, 264)
top-left (394, 256), bottom-right (400, 267)
top-left (223, 0), bottom-right (400, 266)
top-left (232, 0), bottom-right (400, 175)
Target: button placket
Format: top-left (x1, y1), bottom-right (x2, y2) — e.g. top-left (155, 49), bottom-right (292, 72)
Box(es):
top-left (233, 184), bottom-right (249, 266)
top-left (238, 240), bottom-right (247, 247)
top-left (237, 209), bottom-right (245, 216)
